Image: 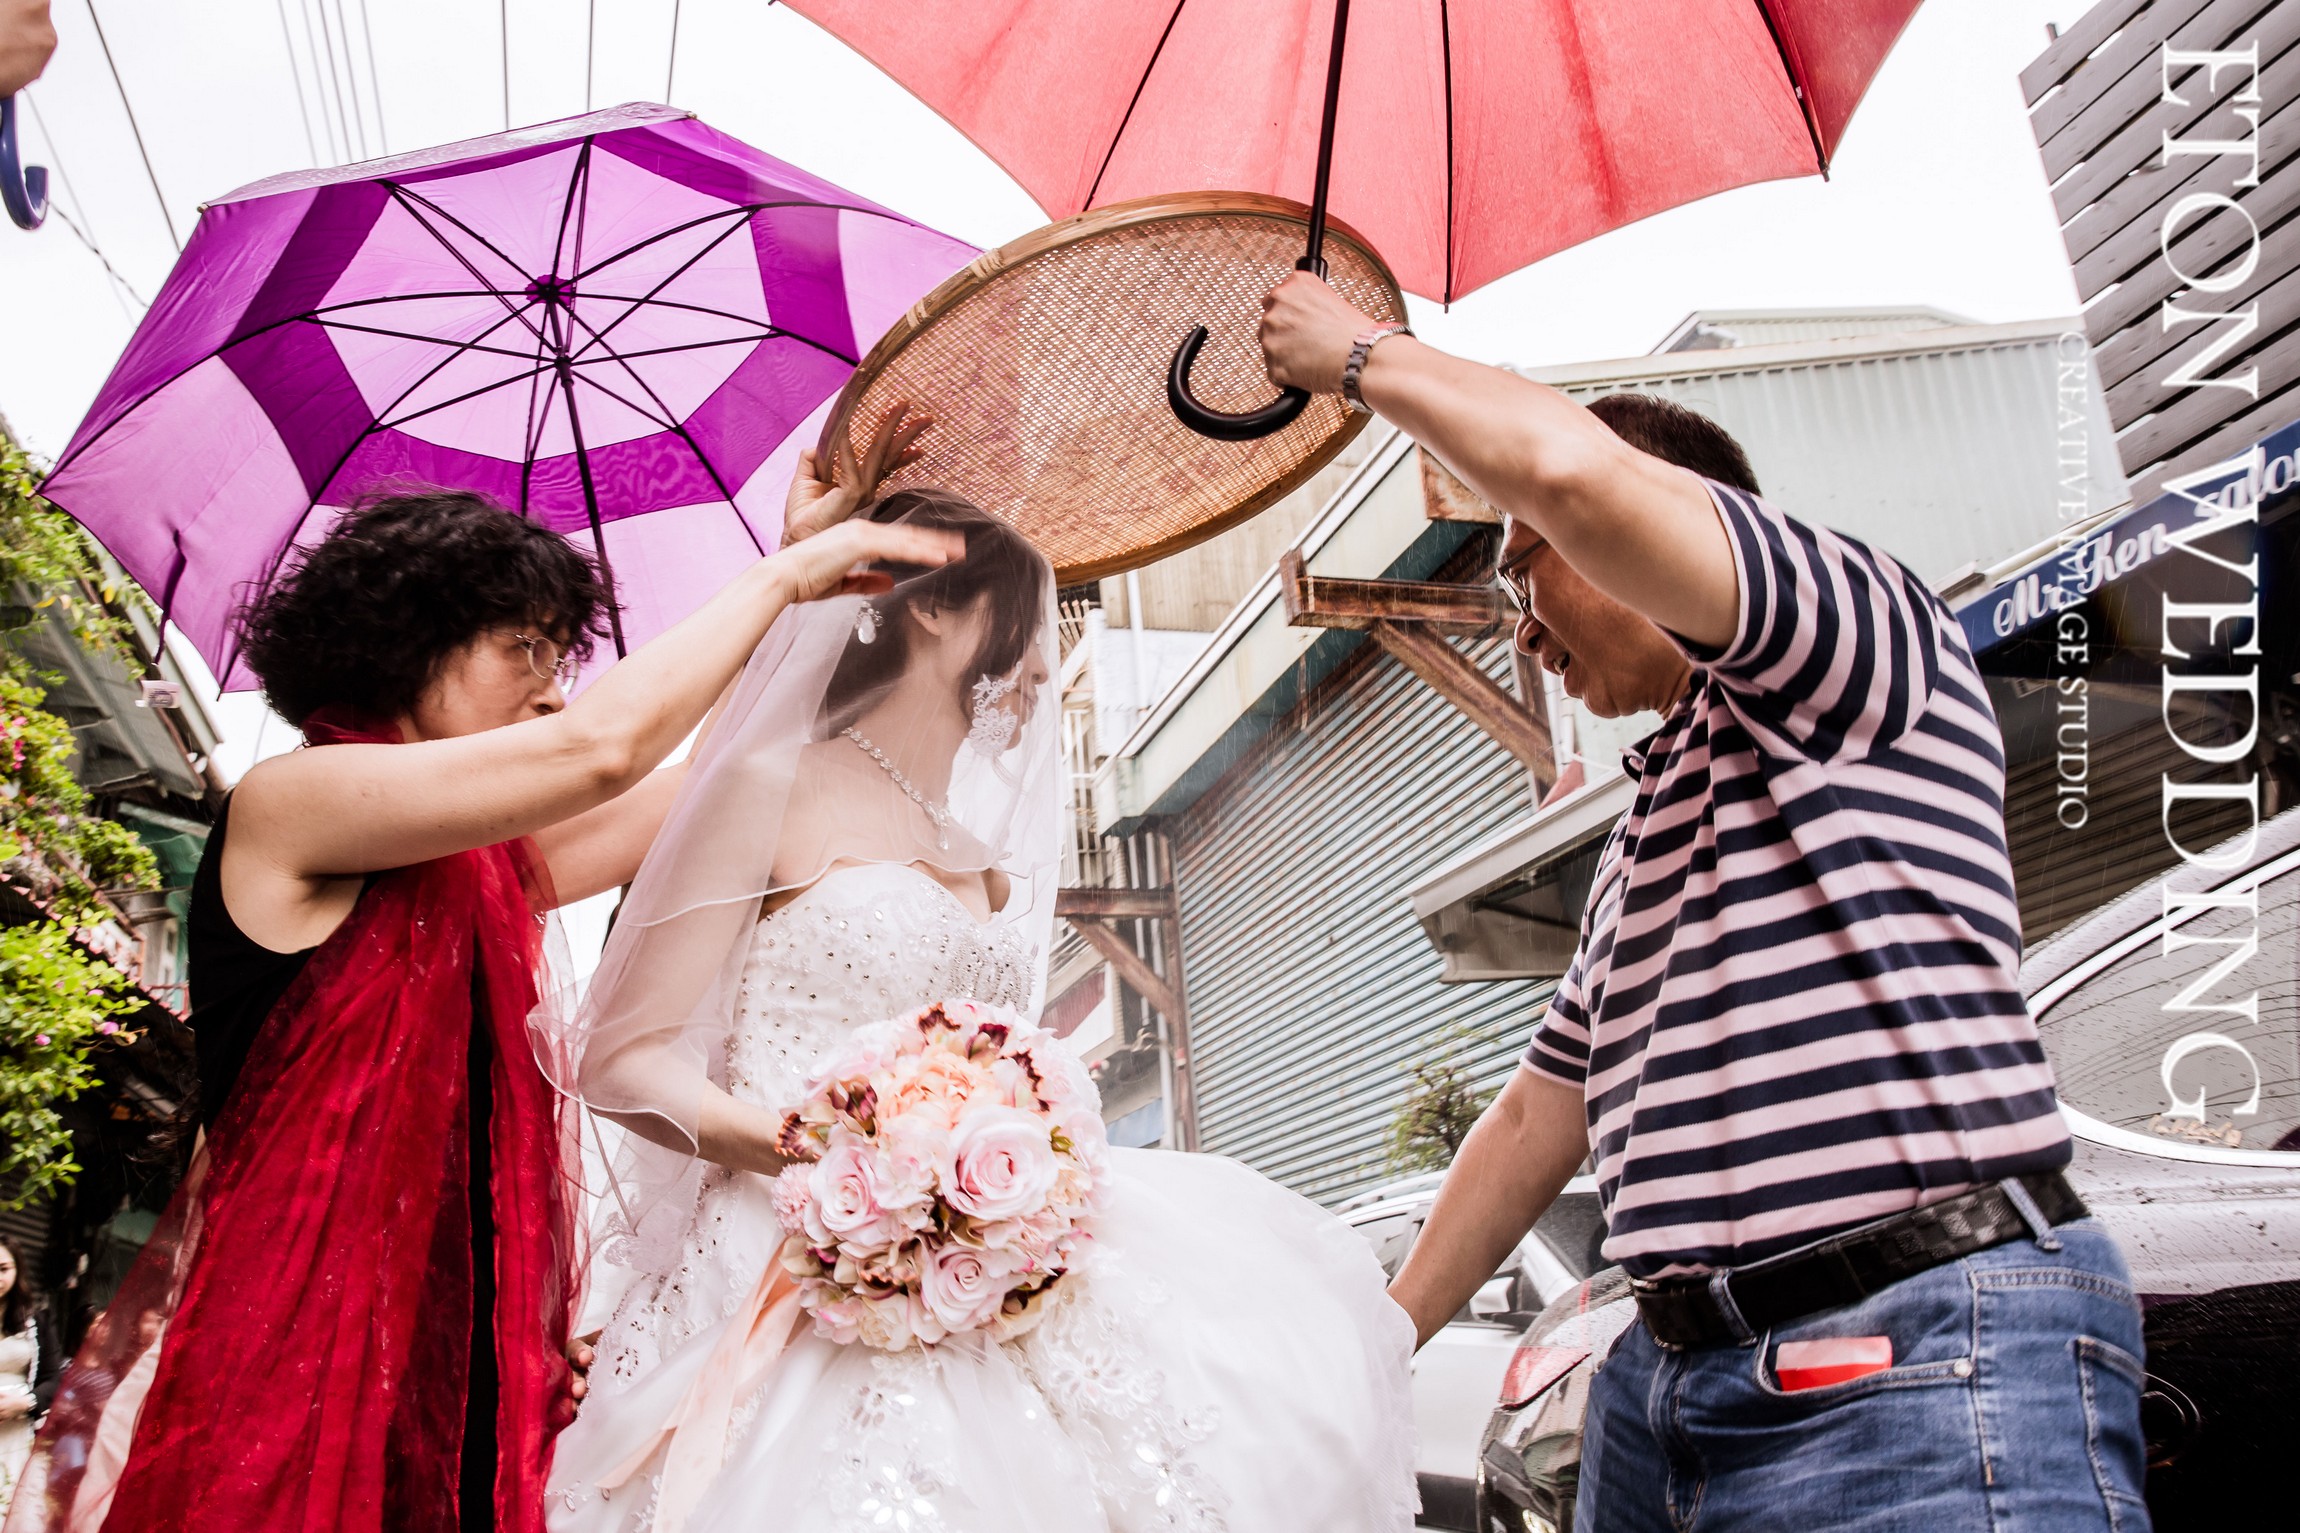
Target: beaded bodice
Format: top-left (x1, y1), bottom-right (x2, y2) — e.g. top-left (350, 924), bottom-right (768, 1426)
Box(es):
top-left (723, 861), bottom-right (1039, 1112)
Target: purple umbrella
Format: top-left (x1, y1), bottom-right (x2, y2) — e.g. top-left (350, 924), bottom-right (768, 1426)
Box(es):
top-left (40, 102), bottom-right (975, 681)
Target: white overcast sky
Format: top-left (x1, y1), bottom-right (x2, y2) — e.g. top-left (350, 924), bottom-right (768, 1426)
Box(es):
top-left (0, 0), bottom-right (2090, 780)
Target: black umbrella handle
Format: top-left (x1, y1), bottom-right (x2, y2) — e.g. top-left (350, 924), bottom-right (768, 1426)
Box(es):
top-left (1169, 254), bottom-right (1326, 442)
top-left (0, 95), bottom-right (49, 232)
top-left (1169, 0), bottom-right (1354, 443)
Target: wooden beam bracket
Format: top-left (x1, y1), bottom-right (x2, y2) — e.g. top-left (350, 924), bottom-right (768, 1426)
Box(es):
top-left (1278, 548), bottom-right (1508, 638)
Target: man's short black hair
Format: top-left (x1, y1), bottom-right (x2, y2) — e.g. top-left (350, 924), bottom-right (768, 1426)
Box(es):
top-left (1586, 393), bottom-right (1761, 495)
top-left (236, 488), bottom-right (612, 727)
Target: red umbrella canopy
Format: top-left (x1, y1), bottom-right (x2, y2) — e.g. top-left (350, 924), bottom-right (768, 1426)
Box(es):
top-left (787, 0), bottom-right (1925, 303)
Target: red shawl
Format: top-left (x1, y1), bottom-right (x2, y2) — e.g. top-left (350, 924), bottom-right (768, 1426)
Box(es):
top-left (6, 713), bottom-right (576, 1533)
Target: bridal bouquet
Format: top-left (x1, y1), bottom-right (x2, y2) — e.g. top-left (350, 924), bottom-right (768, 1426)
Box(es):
top-left (771, 999), bottom-right (1111, 1351)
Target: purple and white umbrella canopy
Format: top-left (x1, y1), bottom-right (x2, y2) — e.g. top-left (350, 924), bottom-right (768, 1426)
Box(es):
top-left (40, 103), bottom-right (976, 683)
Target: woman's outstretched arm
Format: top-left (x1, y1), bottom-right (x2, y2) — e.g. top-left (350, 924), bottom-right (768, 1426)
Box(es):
top-left (230, 514), bottom-right (960, 885)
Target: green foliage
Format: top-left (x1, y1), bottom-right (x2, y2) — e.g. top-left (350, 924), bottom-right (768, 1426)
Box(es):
top-left (0, 921), bottom-right (142, 1208)
top-left (1388, 1023), bottom-right (1500, 1173)
top-left (0, 440), bottom-right (147, 672)
top-left (0, 436), bottom-right (167, 1205)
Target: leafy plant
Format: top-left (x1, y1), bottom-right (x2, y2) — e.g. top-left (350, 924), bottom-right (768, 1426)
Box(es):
top-left (0, 921), bottom-right (142, 1207)
top-left (0, 436), bottom-right (168, 1205)
top-left (1388, 1023), bottom-right (1500, 1173)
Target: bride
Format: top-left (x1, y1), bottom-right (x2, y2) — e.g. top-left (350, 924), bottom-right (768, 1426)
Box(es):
top-left (541, 486), bottom-right (1415, 1533)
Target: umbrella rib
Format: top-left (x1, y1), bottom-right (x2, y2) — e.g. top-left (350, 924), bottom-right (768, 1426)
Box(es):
top-left (518, 320), bottom-right (556, 516)
top-left (562, 215), bottom-right (761, 363)
top-left (550, 363), bottom-right (629, 655)
top-left (571, 201), bottom-right (880, 285)
top-left (373, 359), bottom-right (559, 432)
top-left (548, 138), bottom-right (593, 288)
top-left (1441, 0), bottom-right (1456, 304)
top-left (573, 297), bottom-right (857, 367)
top-left (304, 317), bottom-right (549, 360)
top-left (1750, 0), bottom-right (1828, 175)
top-left (1083, 0), bottom-right (1191, 209)
top-left (383, 185), bottom-right (549, 344)
top-left (550, 305), bottom-right (767, 556)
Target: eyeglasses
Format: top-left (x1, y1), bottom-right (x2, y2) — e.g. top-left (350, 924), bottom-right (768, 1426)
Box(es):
top-left (1494, 560), bottom-right (1533, 618)
top-left (512, 632), bottom-right (580, 687)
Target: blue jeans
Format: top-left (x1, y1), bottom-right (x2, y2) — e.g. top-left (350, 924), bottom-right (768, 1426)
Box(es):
top-left (1576, 1218), bottom-right (2151, 1532)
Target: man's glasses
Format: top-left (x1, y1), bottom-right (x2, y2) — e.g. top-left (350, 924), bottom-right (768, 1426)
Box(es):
top-left (1494, 561), bottom-right (1532, 618)
top-left (513, 632), bottom-right (580, 688)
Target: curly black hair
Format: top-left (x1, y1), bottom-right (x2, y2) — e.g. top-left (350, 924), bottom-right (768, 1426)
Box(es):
top-left (236, 488), bottom-right (613, 728)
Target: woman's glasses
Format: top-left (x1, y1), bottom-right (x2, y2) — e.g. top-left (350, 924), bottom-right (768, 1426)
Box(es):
top-left (512, 632), bottom-right (580, 688)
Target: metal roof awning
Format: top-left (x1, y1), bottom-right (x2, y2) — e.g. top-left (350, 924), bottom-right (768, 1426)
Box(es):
top-left (1407, 775), bottom-right (1634, 981)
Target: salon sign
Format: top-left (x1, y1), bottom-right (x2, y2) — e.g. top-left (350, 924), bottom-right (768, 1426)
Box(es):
top-left (1956, 417), bottom-right (2300, 656)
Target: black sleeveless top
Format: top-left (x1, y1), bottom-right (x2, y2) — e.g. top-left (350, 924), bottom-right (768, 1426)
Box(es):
top-left (187, 797), bottom-right (321, 1128)
top-left (185, 798), bottom-right (500, 1527)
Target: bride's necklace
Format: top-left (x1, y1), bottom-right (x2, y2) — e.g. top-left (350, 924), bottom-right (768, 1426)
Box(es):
top-left (844, 727), bottom-right (952, 850)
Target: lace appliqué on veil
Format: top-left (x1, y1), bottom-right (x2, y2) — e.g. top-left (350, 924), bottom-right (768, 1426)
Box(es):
top-left (1017, 1277), bottom-right (1230, 1532)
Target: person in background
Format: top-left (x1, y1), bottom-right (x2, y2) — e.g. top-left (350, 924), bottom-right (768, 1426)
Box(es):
top-left (0, 1239), bottom-right (57, 1513)
top-left (0, 1), bottom-right (55, 97)
top-left (1257, 272), bottom-right (2151, 1531)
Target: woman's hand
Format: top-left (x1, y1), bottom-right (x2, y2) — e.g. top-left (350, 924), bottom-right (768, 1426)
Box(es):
top-left (782, 401), bottom-right (933, 547)
top-left (0, 1389), bottom-right (33, 1421)
top-left (769, 517), bottom-right (964, 605)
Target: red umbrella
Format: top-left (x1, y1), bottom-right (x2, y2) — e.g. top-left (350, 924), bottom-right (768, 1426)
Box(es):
top-left (787, 0), bottom-right (1926, 307)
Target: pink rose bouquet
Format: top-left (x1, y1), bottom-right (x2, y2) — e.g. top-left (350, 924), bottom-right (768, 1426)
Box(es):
top-left (771, 999), bottom-right (1109, 1351)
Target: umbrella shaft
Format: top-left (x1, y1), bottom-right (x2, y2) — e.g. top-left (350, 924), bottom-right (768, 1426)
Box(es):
top-left (1302, 0), bottom-right (1353, 275)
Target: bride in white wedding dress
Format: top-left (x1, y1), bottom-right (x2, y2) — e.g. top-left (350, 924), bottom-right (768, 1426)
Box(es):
top-left (539, 488), bottom-right (1415, 1533)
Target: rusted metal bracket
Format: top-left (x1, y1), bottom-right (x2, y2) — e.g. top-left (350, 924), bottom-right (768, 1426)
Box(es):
top-left (1278, 549), bottom-right (1554, 786)
top-left (1054, 885), bottom-right (1180, 921)
top-left (1058, 884), bottom-right (1200, 1152)
top-left (1278, 548), bottom-right (1508, 637)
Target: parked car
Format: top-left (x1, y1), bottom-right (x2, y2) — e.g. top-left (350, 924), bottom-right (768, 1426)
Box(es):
top-left (1474, 811), bottom-right (2300, 1533)
top-left (1342, 1171), bottom-right (1610, 1530)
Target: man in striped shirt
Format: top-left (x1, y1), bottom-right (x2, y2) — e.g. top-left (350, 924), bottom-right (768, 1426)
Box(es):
top-left (1259, 276), bottom-right (2151, 1530)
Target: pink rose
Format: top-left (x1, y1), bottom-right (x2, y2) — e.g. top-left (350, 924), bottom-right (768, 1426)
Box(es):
top-left (943, 1107), bottom-right (1059, 1223)
top-left (807, 1138), bottom-right (900, 1252)
top-left (919, 1241), bottom-right (1024, 1335)
top-left (873, 1116), bottom-right (944, 1217)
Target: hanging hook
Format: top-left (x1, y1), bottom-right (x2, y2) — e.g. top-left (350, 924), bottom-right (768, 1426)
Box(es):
top-left (0, 95), bottom-right (47, 232)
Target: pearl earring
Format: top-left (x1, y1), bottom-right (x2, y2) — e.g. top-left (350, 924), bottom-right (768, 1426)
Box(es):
top-left (855, 603), bottom-right (878, 645)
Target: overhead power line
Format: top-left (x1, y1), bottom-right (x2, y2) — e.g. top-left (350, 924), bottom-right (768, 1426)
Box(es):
top-left (272, 0), bottom-right (322, 165)
top-left (83, 0), bottom-right (180, 251)
top-left (300, 0), bottom-right (346, 161)
top-left (500, 0), bottom-right (511, 131)
top-left (586, 0), bottom-right (596, 112)
top-left (355, 0), bottom-right (388, 154)
top-left (21, 89), bottom-right (149, 313)
top-left (666, 0), bottom-right (683, 102)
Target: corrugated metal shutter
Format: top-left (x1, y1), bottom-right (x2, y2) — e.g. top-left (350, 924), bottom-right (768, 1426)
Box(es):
top-left (1171, 631), bottom-right (1553, 1207)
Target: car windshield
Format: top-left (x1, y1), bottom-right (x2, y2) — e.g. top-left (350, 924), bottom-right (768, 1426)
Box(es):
top-left (1534, 1190), bottom-right (1609, 1279)
top-left (2036, 850), bottom-right (2300, 1155)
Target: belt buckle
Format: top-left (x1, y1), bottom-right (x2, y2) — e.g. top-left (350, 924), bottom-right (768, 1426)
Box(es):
top-left (1630, 1274), bottom-right (1702, 1352)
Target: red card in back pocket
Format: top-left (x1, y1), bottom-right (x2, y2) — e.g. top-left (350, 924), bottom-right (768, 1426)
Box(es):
top-left (1774, 1336), bottom-right (1893, 1391)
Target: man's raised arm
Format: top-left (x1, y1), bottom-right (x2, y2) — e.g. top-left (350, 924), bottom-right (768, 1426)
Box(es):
top-left (1258, 273), bottom-right (1740, 651)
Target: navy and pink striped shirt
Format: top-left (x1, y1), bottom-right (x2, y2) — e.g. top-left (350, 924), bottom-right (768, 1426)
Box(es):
top-left (1523, 484), bottom-right (2070, 1278)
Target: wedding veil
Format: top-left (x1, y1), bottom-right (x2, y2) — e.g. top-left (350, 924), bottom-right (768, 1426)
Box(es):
top-left (535, 488), bottom-right (1064, 1273)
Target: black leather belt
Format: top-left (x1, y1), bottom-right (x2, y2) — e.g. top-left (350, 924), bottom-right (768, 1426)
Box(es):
top-left (1631, 1173), bottom-right (2088, 1351)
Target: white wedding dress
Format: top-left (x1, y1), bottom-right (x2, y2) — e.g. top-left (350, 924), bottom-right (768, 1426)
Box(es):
top-left (550, 862), bottom-right (1417, 1533)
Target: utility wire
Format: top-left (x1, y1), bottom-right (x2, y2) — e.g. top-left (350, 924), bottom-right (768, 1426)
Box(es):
top-left (314, 0), bottom-right (365, 160)
top-left (666, 0), bottom-right (682, 102)
top-left (21, 90), bottom-right (148, 313)
top-left (586, 0), bottom-right (596, 111)
top-left (301, 0), bottom-right (346, 161)
top-left (83, 0), bottom-right (180, 251)
top-left (501, 0), bottom-right (511, 131)
top-left (355, 0), bottom-right (388, 153)
top-left (329, 0), bottom-right (370, 161)
top-left (272, 0), bottom-right (322, 165)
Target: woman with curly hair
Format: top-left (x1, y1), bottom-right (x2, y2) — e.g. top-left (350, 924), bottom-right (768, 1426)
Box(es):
top-left (9, 412), bottom-right (954, 1533)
